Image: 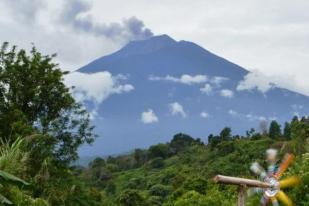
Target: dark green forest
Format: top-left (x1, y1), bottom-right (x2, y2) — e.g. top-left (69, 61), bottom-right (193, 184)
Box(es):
top-left (0, 43), bottom-right (308, 205)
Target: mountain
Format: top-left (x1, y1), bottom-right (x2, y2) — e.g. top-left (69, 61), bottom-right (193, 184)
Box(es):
top-left (78, 35), bottom-right (309, 156)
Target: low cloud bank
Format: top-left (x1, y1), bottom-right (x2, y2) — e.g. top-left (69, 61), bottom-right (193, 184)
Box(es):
top-left (64, 71), bottom-right (134, 104)
top-left (237, 70), bottom-right (309, 97)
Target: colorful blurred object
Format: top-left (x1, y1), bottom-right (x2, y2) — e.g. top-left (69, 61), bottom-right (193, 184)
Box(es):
top-left (250, 151), bottom-right (301, 206)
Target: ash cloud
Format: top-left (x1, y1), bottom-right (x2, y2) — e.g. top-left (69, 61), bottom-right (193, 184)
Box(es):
top-left (3, 0), bottom-right (45, 24)
top-left (62, 0), bottom-right (153, 41)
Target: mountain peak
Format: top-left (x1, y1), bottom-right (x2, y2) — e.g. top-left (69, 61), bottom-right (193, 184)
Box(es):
top-left (118, 34), bottom-right (177, 56)
top-left (145, 34), bottom-right (177, 44)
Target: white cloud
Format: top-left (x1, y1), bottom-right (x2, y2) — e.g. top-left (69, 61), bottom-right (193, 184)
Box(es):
top-left (141, 109), bottom-right (159, 124)
top-left (149, 74), bottom-right (207, 85)
top-left (291, 104), bottom-right (304, 111)
top-left (237, 70), bottom-right (275, 93)
top-left (229, 109), bottom-right (267, 121)
top-left (220, 89), bottom-right (234, 98)
top-left (237, 70), bottom-right (309, 96)
top-left (269, 116), bottom-right (278, 121)
top-left (228, 109), bottom-right (238, 116)
top-left (210, 76), bottom-right (229, 86)
top-left (169, 102), bottom-right (187, 118)
top-left (64, 71), bottom-right (134, 104)
top-left (200, 84), bottom-right (212, 95)
top-left (292, 111), bottom-right (300, 118)
top-left (246, 114), bottom-right (266, 122)
top-left (200, 112), bottom-right (209, 118)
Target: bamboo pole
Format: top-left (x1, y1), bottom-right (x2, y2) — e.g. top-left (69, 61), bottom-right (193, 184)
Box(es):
top-left (214, 175), bottom-right (271, 188)
top-left (214, 175), bottom-right (272, 206)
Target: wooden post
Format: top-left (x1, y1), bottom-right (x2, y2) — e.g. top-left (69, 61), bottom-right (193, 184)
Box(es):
top-left (238, 185), bottom-right (246, 206)
top-left (214, 175), bottom-right (271, 206)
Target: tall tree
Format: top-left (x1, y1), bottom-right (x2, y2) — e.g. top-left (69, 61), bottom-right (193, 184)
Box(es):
top-left (290, 116), bottom-right (309, 155)
top-left (0, 42), bottom-right (95, 163)
top-left (268, 120), bottom-right (281, 139)
top-left (220, 127), bottom-right (232, 141)
top-left (283, 122), bottom-right (291, 140)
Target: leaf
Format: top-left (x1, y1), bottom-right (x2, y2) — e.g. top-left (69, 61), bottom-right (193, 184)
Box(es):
top-left (0, 194), bottom-right (12, 205)
top-left (0, 170), bottom-right (29, 186)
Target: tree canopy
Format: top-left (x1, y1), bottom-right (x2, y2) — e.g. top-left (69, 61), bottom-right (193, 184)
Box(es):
top-left (0, 42), bottom-right (95, 163)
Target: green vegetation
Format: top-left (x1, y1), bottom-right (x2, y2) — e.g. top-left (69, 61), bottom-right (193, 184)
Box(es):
top-left (0, 42), bottom-right (103, 205)
top-left (0, 42), bottom-right (308, 205)
top-left (81, 118), bottom-right (309, 205)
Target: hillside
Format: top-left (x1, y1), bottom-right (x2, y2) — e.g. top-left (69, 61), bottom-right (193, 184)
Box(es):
top-left (77, 35), bottom-right (309, 156)
top-left (78, 117), bottom-right (309, 205)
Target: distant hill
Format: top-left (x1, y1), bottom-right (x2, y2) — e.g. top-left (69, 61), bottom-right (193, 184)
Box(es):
top-left (78, 35), bottom-right (309, 156)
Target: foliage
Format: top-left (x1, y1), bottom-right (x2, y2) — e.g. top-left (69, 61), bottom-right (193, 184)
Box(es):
top-left (286, 153), bottom-right (309, 205)
top-left (0, 137), bottom-right (48, 205)
top-left (82, 116), bottom-right (309, 205)
top-left (117, 189), bottom-right (147, 206)
top-left (269, 120), bottom-right (282, 139)
top-left (0, 42), bottom-right (95, 164)
top-left (0, 42), bottom-right (99, 206)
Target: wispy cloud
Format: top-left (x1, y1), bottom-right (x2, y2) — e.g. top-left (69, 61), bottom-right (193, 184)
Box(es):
top-left (228, 109), bottom-right (268, 122)
top-left (210, 76), bottom-right (229, 86)
top-left (220, 89), bottom-right (234, 98)
top-left (169, 102), bottom-right (187, 118)
top-left (141, 109), bottom-right (159, 124)
top-left (200, 84), bottom-right (212, 95)
top-left (228, 109), bottom-right (238, 116)
top-left (149, 74), bottom-right (208, 85)
top-left (246, 114), bottom-right (267, 122)
top-left (200, 112), bottom-right (209, 118)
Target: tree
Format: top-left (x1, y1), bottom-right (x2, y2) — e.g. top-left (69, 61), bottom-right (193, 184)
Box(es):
top-left (0, 42), bottom-right (95, 163)
top-left (148, 157), bottom-right (165, 169)
top-left (219, 127), bottom-right (232, 141)
top-left (117, 189), bottom-right (147, 206)
top-left (170, 133), bottom-right (201, 154)
top-left (208, 134), bottom-right (220, 149)
top-left (246, 128), bottom-right (256, 138)
top-left (148, 143), bottom-right (169, 159)
top-left (283, 122), bottom-right (291, 140)
top-left (134, 149), bottom-right (148, 166)
top-left (268, 120), bottom-right (282, 139)
top-left (290, 116), bottom-right (309, 155)
top-left (183, 177), bottom-right (208, 195)
top-left (89, 157), bottom-right (105, 169)
top-left (174, 191), bottom-right (209, 206)
top-left (149, 184), bottom-right (171, 198)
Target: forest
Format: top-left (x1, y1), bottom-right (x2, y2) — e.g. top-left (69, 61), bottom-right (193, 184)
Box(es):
top-left (0, 42), bottom-right (308, 205)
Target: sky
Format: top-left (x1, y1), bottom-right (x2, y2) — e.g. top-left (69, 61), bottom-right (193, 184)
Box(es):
top-left (0, 0), bottom-right (309, 96)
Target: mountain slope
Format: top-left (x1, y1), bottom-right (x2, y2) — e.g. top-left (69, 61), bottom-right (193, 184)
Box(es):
top-left (77, 35), bottom-right (309, 156)
top-left (79, 35), bottom-right (247, 80)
